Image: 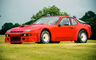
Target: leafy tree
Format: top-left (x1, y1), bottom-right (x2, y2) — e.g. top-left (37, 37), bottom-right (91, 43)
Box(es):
top-left (80, 11), bottom-right (96, 22)
top-left (48, 5), bottom-right (60, 16)
top-left (0, 30), bottom-right (2, 34)
top-left (0, 22), bottom-right (21, 34)
top-left (88, 16), bottom-right (96, 39)
top-left (13, 23), bottom-right (20, 27)
top-left (0, 23), bottom-right (13, 34)
top-left (22, 20), bottom-right (34, 25)
top-left (23, 5), bottom-right (69, 25)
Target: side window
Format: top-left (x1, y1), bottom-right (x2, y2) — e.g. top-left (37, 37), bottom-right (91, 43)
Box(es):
top-left (71, 18), bottom-right (77, 25)
top-left (59, 18), bottom-right (71, 25)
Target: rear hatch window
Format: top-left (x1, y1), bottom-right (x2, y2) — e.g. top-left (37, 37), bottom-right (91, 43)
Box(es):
top-left (77, 19), bottom-right (86, 23)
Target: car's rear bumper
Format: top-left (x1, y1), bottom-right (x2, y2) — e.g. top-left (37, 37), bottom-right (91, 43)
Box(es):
top-left (5, 33), bottom-right (38, 43)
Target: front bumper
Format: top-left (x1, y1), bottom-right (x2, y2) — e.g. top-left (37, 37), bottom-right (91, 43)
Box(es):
top-left (5, 33), bottom-right (38, 43)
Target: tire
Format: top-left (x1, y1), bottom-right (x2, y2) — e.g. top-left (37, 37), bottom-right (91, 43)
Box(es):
top-left (41, 30), bottom-right (51, 44)
top-left (75, 30), bottom-right (88, 43)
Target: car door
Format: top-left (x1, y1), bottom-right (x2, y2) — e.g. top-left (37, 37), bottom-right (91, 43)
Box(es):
top-left (55, 17), bottom-right (76, 41)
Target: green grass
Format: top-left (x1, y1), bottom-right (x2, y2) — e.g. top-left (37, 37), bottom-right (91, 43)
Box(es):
top-left (0, 35), bottom-right (96, 60)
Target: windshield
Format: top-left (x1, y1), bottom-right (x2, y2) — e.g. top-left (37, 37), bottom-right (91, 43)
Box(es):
top-left (33, 17), bottom-right (59, 25)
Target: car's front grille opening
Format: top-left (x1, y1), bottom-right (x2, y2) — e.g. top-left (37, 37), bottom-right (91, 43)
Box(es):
top-left (10, 31), bottom-right (23, 33)
top-left (11, 37), bottom-right (21, 41)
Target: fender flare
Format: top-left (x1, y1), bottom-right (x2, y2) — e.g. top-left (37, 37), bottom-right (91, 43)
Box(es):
top-left (73, 28), bottom-right (89, 41)
top-left (37, 27), bottom-right (55, 42)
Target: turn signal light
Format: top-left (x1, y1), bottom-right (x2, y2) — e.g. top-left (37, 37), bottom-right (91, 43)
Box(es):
top-left (21, 34), bottom-right (31, 36)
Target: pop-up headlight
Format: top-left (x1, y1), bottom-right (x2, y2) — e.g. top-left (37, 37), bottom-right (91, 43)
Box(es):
top-left (25, 29), bottom-right (32, 32)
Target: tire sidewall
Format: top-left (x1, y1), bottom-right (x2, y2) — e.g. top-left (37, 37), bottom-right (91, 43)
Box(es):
top-left (78, 30), bottom-right (88, 43)
top-left (41, 30), bottom-right (50, 44)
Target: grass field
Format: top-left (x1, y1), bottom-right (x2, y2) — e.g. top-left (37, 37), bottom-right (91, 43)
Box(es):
top-left (0, 35), bottom-right (96, 60)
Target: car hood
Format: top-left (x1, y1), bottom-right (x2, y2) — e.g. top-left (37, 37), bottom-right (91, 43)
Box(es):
top-left (6, 24), bottom-right (51, 33)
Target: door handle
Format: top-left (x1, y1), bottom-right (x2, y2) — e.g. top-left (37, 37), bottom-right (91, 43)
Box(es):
top-left (70, 27), bottom-right (73, 29)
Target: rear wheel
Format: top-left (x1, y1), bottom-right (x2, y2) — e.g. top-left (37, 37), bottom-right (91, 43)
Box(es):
top-left (41, 30), bottom-right (51, 44)
top-left (75, 30), bottom-right (88, 43)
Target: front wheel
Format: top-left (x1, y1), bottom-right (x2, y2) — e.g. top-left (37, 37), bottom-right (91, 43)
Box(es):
top-left (41, 30), bottom-right (51, 44)
top-left (75, 30), bottom-right (88, 43)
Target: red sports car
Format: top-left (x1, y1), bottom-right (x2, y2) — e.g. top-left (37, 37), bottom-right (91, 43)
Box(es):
top-left (5, 16), bottom-right (91, 44)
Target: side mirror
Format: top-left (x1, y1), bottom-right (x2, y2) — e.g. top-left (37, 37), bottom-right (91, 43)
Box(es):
top-left (58, 24), bottom-right (61, 27)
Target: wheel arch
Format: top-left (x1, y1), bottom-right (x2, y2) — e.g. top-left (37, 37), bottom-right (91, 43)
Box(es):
top-left (41, 28), bottom-right (51, 36)
top-left (39, 28), bottom-right (52, 42)
top-left (79, 29), bottom-right (88, 36)
top-left (73, 28), bottom-right (88, 41)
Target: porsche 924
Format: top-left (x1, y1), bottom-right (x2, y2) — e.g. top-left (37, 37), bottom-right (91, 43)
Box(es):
top-left (5, 16), bottom-right (91, 44)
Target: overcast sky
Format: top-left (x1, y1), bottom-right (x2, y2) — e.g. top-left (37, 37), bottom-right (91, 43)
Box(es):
top-left (0, 0), bottom-right (96, 29)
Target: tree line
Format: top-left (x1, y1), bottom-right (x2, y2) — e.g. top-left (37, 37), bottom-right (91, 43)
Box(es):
top-left (0, 23), bottom-right (20, 34)
top-left (0, 5), bottom-right (96, 39)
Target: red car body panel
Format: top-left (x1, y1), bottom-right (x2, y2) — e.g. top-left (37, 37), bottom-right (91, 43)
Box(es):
top-left (5, 16), bottom-right (91, 43)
